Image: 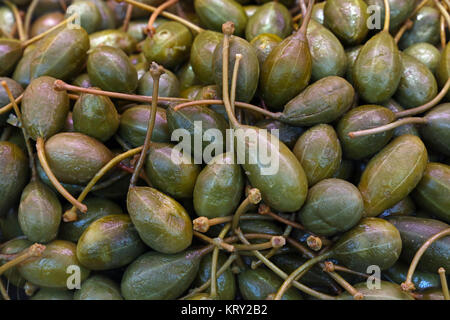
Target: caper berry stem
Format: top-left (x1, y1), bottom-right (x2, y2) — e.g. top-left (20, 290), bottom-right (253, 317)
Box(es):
top-left (297, 0), bottom-right (314, 37)
top-left (0, 279), bottom-right (10, 300)
top-left (147, 0), bottom-right (178, 37)
top-left (382, 0), bottom-right (391, 32)
top-left (299, 0), bottom-right (307, 17)
top-left (231, 188), bottom-right (262, 233)
top-left (0, 94), bottom-right (23, 116)
top-left (440, 15), bottom-right (446, 49)
top-left (0, 243), bottom-right (45, 276)
top-left (193, 231), bottom-right (235, 252)
top-left (193, 214), bottom-right (275, 233)
top-left (348, 117), bottom-right (428, 138)
top-left (233, 236), bottom-right (286, 251)
top-left (402, 228), bottom-right (450, 292)
top-left (433, 0), bottom-right (450, 30)
top-left (4, 1), bottom-right (26, 41)
top-left (210, 223), bottom-right (231, 299)
top-left (36, 137), bottom-right (88, 213)
top-left (394, 20), bottom-right (413, 43)
top-left (121, 4), bottom-right (133, 32)
top-left (394, 0), bottom-right (430, 41)
top-left (438, 268), bottom-right (450, 300)
top-left (230, 54), bottom-right (242, 116)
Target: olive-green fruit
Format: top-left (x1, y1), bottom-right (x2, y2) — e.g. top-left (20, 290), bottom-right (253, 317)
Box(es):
top-left (145, 143), bottom-right (201, 199)
top-left (194, 0), bottom-right (248, 36)
top-left (0, 6), bottom-right (15, 37)
top-left (90, 0), bottom-right (116, 30)
top-left (337, 105), bottom-right (396, 160)
top-left (298, 179), bottom-right (364, 236)
top-left (18, 181), bottom-right (61, 243)
top-left (420, 104), bottom-right (450, 156)
top-left (193, 85), bottom-right (228, 119)
top-left (92, 172), bottom-right (131, 199)
top-left (387, 216), bottom-right (450, 274)
top-left (31, 288), bottom-right (74, 300)
top-left (72, 73), bottom-right (92, 88)
top-left (437, 43), bottom-right (450, 99)
top-left (238, 267), bottom-right (303, 300)
top-left (44, 132), bottom-right (114, 185)
top-left (307, 20), bottom-right (347, 81)
top-left (30, 12), bottom-right (65, 37)
top-left (127, 18), bottom-right (168, 42)
top-left (213, 35), bottom-right (259, 103)
top-left (77, 214), bottom-right (146, 270)
top-left (193, 152), bottom-right (244, 218)
top-left (181, 85), bottom-right (203, 100)
top-left (412, 163), bottom-right (450, 223)
top-left (119, 105), bottom-right (170, 147)
top-left (87, 46), bottom-right (138, 94)
top-left (190, 31), bottom-right (224, 84)
top-left (89, 30), bottom-right (137, 54)
top-left (0, 142), bottom-right (28, 215)
top-left (74, 275), bottom-right (123, 300)
top-left (383, 100), bottom-right (420, 137)
top-left (332, 218), bottom-right (402, 272)
top-left (256, 119), bottom-right (303, 149)
top-left (378, 196), bottom-right (416, 219)
top-left (404, 42), bottom-right (441, 75)
top-left (65, 1), bottom-right (101, 34)
top-left (239, 219), bottom-right (283, 236)
top-left (177, 62), bottom-right (201, 91)
top-left (338, 281), bottom-right (413, 300)
top-left (0, 39), bottom-right (22, 76)
top-left (280, 76), bottom-right (355, 126)
top-left (384, 261), bottom-right (441, 291)
top-left (0, 238), bottom-right (31, 286)
top-left (394, 54), bottom-right (437, 109)
top-left (244, 5), bottom-right (259, 18)
top-left (353, 31), bottom-right (402, 103)
top-left (324, 0), bottom-right (368, 46)
top-left (359, 135), bottom-right (428, 217)
top-left (312, 2), bottom-right (325, 24)
top-left (332, 159), bottom-right (354, 181)
top-left (250, 33), bottom-right (282, 69)
top-left (121, 250), bottom-right (201, 300)
top-left (138, 68), bottom-right (180, 97)
top-left (0, 77), bottom-right (23, 126)
top-left (345, 45), bottom-right (362, 85)
top-left (18, 240), bottom-right (90, 288)
top-left (399, 6), bottom-right (440, 50)
top-left (364, 0), bottom-right (415, 32)
top-left (34, 0), bottom-right (70, 16)
top-left (293, 124), bottom-right (342, 186)
top-left (72, 92), bottom-right (120, 142)
top-left (59, 197), bottom-right (123, 242)
top-left (0, 208), bottom-right (23, 240)
top-left (21, 76), bottom-right (70, 140)
top-left (195, 252), bottom-right (236, 300)
top-left (141, 21), bottom-right (192, 69)
top-left (35, 160), bottom-right (84, 195)
top-left (12, 46), bottom-right (34, 87)
top-left (245, 2), bottom-right (292, 42)
top-left (127, 187), bottom-right (193, 254)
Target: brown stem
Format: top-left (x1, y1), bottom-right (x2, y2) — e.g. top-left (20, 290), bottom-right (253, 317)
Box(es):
top-left (0, 94), bottom-right (23, 116)
top-left (4, 1), bottom-right (26, 41)
top-left (394, 19), bottom-right (413, 43)
top-left (0, 278), bottom-right (10, 300)
top-left (297, 0), bottom-right (314, 36)
top-left (438, 267), bottom-right (450, 300)
top-left (348, 117), bottom-right (427, 138)
top-left (440, 14), bottom-right (447, 49)
top-left (232, 188), bottom-right (262, 233)
top-left (193, 214), bottom-right (275, 233)
top-left (382, 0), bottom-right (390, 32)
top-left (0, 244), bottom-right (46, 276)
top-left (22, 14), bottom-right (77, 47)
top-left (433, 0), bottom-right (450, 30)
top-left (146, 0), bottom-right (178, 37)
top-left (122, 4), bottom-right (133, 32)
top-left (193, 231), bottom-right (235, 252)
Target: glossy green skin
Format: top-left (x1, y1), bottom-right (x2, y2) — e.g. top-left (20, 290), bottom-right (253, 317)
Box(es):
top-left (22, 76), bottom-right (70, 140)
top-left (387, 216), bottom-right (450, 274)
top-left (89, 30), bottom-right (136, 55)
top-left (72, 73), bottom-right (92, 88)
top-left (0, 77), bottom-right (23, 126)
top-left (324, 0), bottom-right (368, 46)
top-left (250, 33), bottom-right (282, 69)
top-left (127, 187), bottom-right (193, 254)
top-left (259, 32), bottom-right (312, 111)
top-left (437, 44), bottom-right (450, 100)
top-left (338, 281), bottom-right (413, 300)
top-left (31, 288), bottom-right (74, 300)
top-left (281, 76), bottom-right (355, 127)
top-left (30, 27), bottom-right (89, 81)
top-left (213, 35), bottom-right (260, 103)
top-left (337, 105), bottom-right (396, 160)
top-left (421, 104), bottom-right (450, 157)
top-left (239, 219), bottom-right (282, 236)
top-left (412, 163), bottom-right (450, 223)
top-left (74, 275), bottom-right (123, 300)
top-left (12, 46), bottom-right (34, 87)
top-left (138, 68), bottom-right (180, 97)
top-left (44, 132), bottom-right (113, 185)
top-left (358, 135), bottom-right (428, 217)
top-left (127, 18), bottom-right (168, 42)
top-left (142, 22), bottom-right (192, 70)
top-left (34, 0), bottom-right (70, 16)
top-left (18, 181), bottom-right (61, 243)
top-left (182, 85), bottom-right (203, 100)
top-left (195, 252), bottom-right (236, 300)
top-left (312, 2), bottom-right (325, 24)
top-left (245, 2), bottom-right (292, 42)
top-left (256, 119), bottom-right (303, 149)
top-left (91, 0), bottom-right (116, 30)
top-left (383, 100), bottom-right (420, 137)
top-left (0, 208), bottom-right (23, 240)
top-left (18, 240), bottom-right (90, 288)
top-left (378, 196), bottom-right (416, 219)
top-left (0, 238), bottom-right (31, 287)
top-left (394, 54), bottom-right (437, 109)
top-left (145, 143), bottom-right (200, 199)
top-left (238, 268), bottom-right (303, 300)
top-left (353, 31), bottom-right (402, 104)
top-left (0, 7), bottom-right (15, 37)
top-left (60, 197), bottom-right (123, 242)
top-left (30, 12), bottom-right (65, 37)
top-left (345, 45), bottom-right (362, 85)
top-left (87, 46), bottom-right (137, 94)
top-left (190, 31), bottom-right (224, 84)
top-left (0, 39), bottom-right (23, 76)
top-left (193, 85), bottom-right (228, 120)
top-left (0, 142), bottom-right (28, 215)
top-left (65, 1), bottom-right (101, 34)
top-left (364, 0), bottom-right (415, 32)
top-left (293, 124), bottom-right (342, 186)
top-left (298, 179), bottom-right (364, 236)
top-left (399, 6), bottom-right (440, 50)
top-left (194, 0), bottom-right (248, 36)
top-left (332, 218), bottom-right (402, 272)
top-left (238, 126), bottom-right (308, 212)
top-left (177, 62), bottom-right (201, 91)
top-left (244, 5), bottom-right (259, 18)
top-left (119, 105), bottom-right (170, 147)
top-left (121, 250), bottom-right (201, 300)
top-left (36, 161), bottom-right (85, 195)
top-left (332, 159), bottom-right (354, 181)
top-left (77, 214), bottom-right (146, 270)
top-left (384, 261), bottom-right (441, 291)
top-left (193, 152), bottom-right (244, 218)
top-left (404, 42), bottom-right (441, 75)
top-left (307, 20), bottom-right (347, 81)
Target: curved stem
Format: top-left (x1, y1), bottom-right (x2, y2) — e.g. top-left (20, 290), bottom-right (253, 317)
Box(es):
top-left (234, 236), bottom-right (285, 251)
top-left (4, 1), bottom-right (26, 41)
top-left (297, 0), bottom-right (313, 36)
top-left (0, 278), bottom-right (10, 300)
top-left (440, 15), bottom-right (447, 49)
top-left (299, 0), bottom-right (307, 16)
top-left (0, 94), bottom-right (23, 116)
top-left (394, 19), bottom-right (413, 43)
top-left (433, 0), bottom-right (450, 30)
top-left (63, 147), bottom-right (143, 222)
top-left (292, 13), bottom-right (302, 22)
top-left (22, 14), bottom-right (77, 47)
top-left (36, 137), bottom-right (87, 213)
top-left (210, 223), bottom-right (231, 299)
top-left (232, 188), bottom-right (262, 233)
top-left (438, 267), bottom-right (450, 300)
top-left (348, 117), bottom-right (427, 138)
top-left (0, 244), bottom-right (45, 276)
top-left (146, 0), bottom-right (178, 37)
top-left (402, 228), bottom-right (450, 291)
top-left (193, 231), bottom-right (235, 252)
top-left (230, 53), bottom-right (242, 116)
top-left (383, 0), bottom-right (390, 32)
top-left (193, 214), bottom-right (275, 233)
top-left (122, 4), bottom-right (133, 32)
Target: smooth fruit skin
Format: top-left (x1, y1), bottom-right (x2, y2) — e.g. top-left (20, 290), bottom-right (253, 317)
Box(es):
top-left (31, 288), bottom-right (74, 300)
top-left (255, 119), bottom-right (304, 149)
top-left (404, 42), bottom-right (441, 75)
top-left (250, 33), bottom-right (282, 69)
top-left (76, 214), bottom-right (146, 270)
top-left (0, 238), bottom-right (32, 287)
top-left (0, 39), bottom-right (23, 76)
top-left (398, 6), bottom-right (440, 50)
top-left (338, 281), bottom-right (413, 300)
top-left (190, 31), bottom-right (224, 84)
top-left (74, 275), bottom-right (123, 300)
top-left (383, 100), bottom-right (420, 138)
top-left (412, 163), bottom-right (450, 223)
top-left (421, 104), bottom-right (450, 156)
top-left (378, 196), bottom-right (416, 219)
top-left (127, 187), bottom-right (193, 254)
top-left (437, 43), bottom-right (450, 100)
top-left (89, 30), bottom-right (137, 54)
top-left (384, 261), bottom-right (441, 292)
top-left (138, 68), bottom-right (180, 97)
top-left (364, 0), bottom-right (415, 32)
top-left (64, 1), bottom-right (101, 34)
top-left (358, 135), bottom-right (428, 217)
